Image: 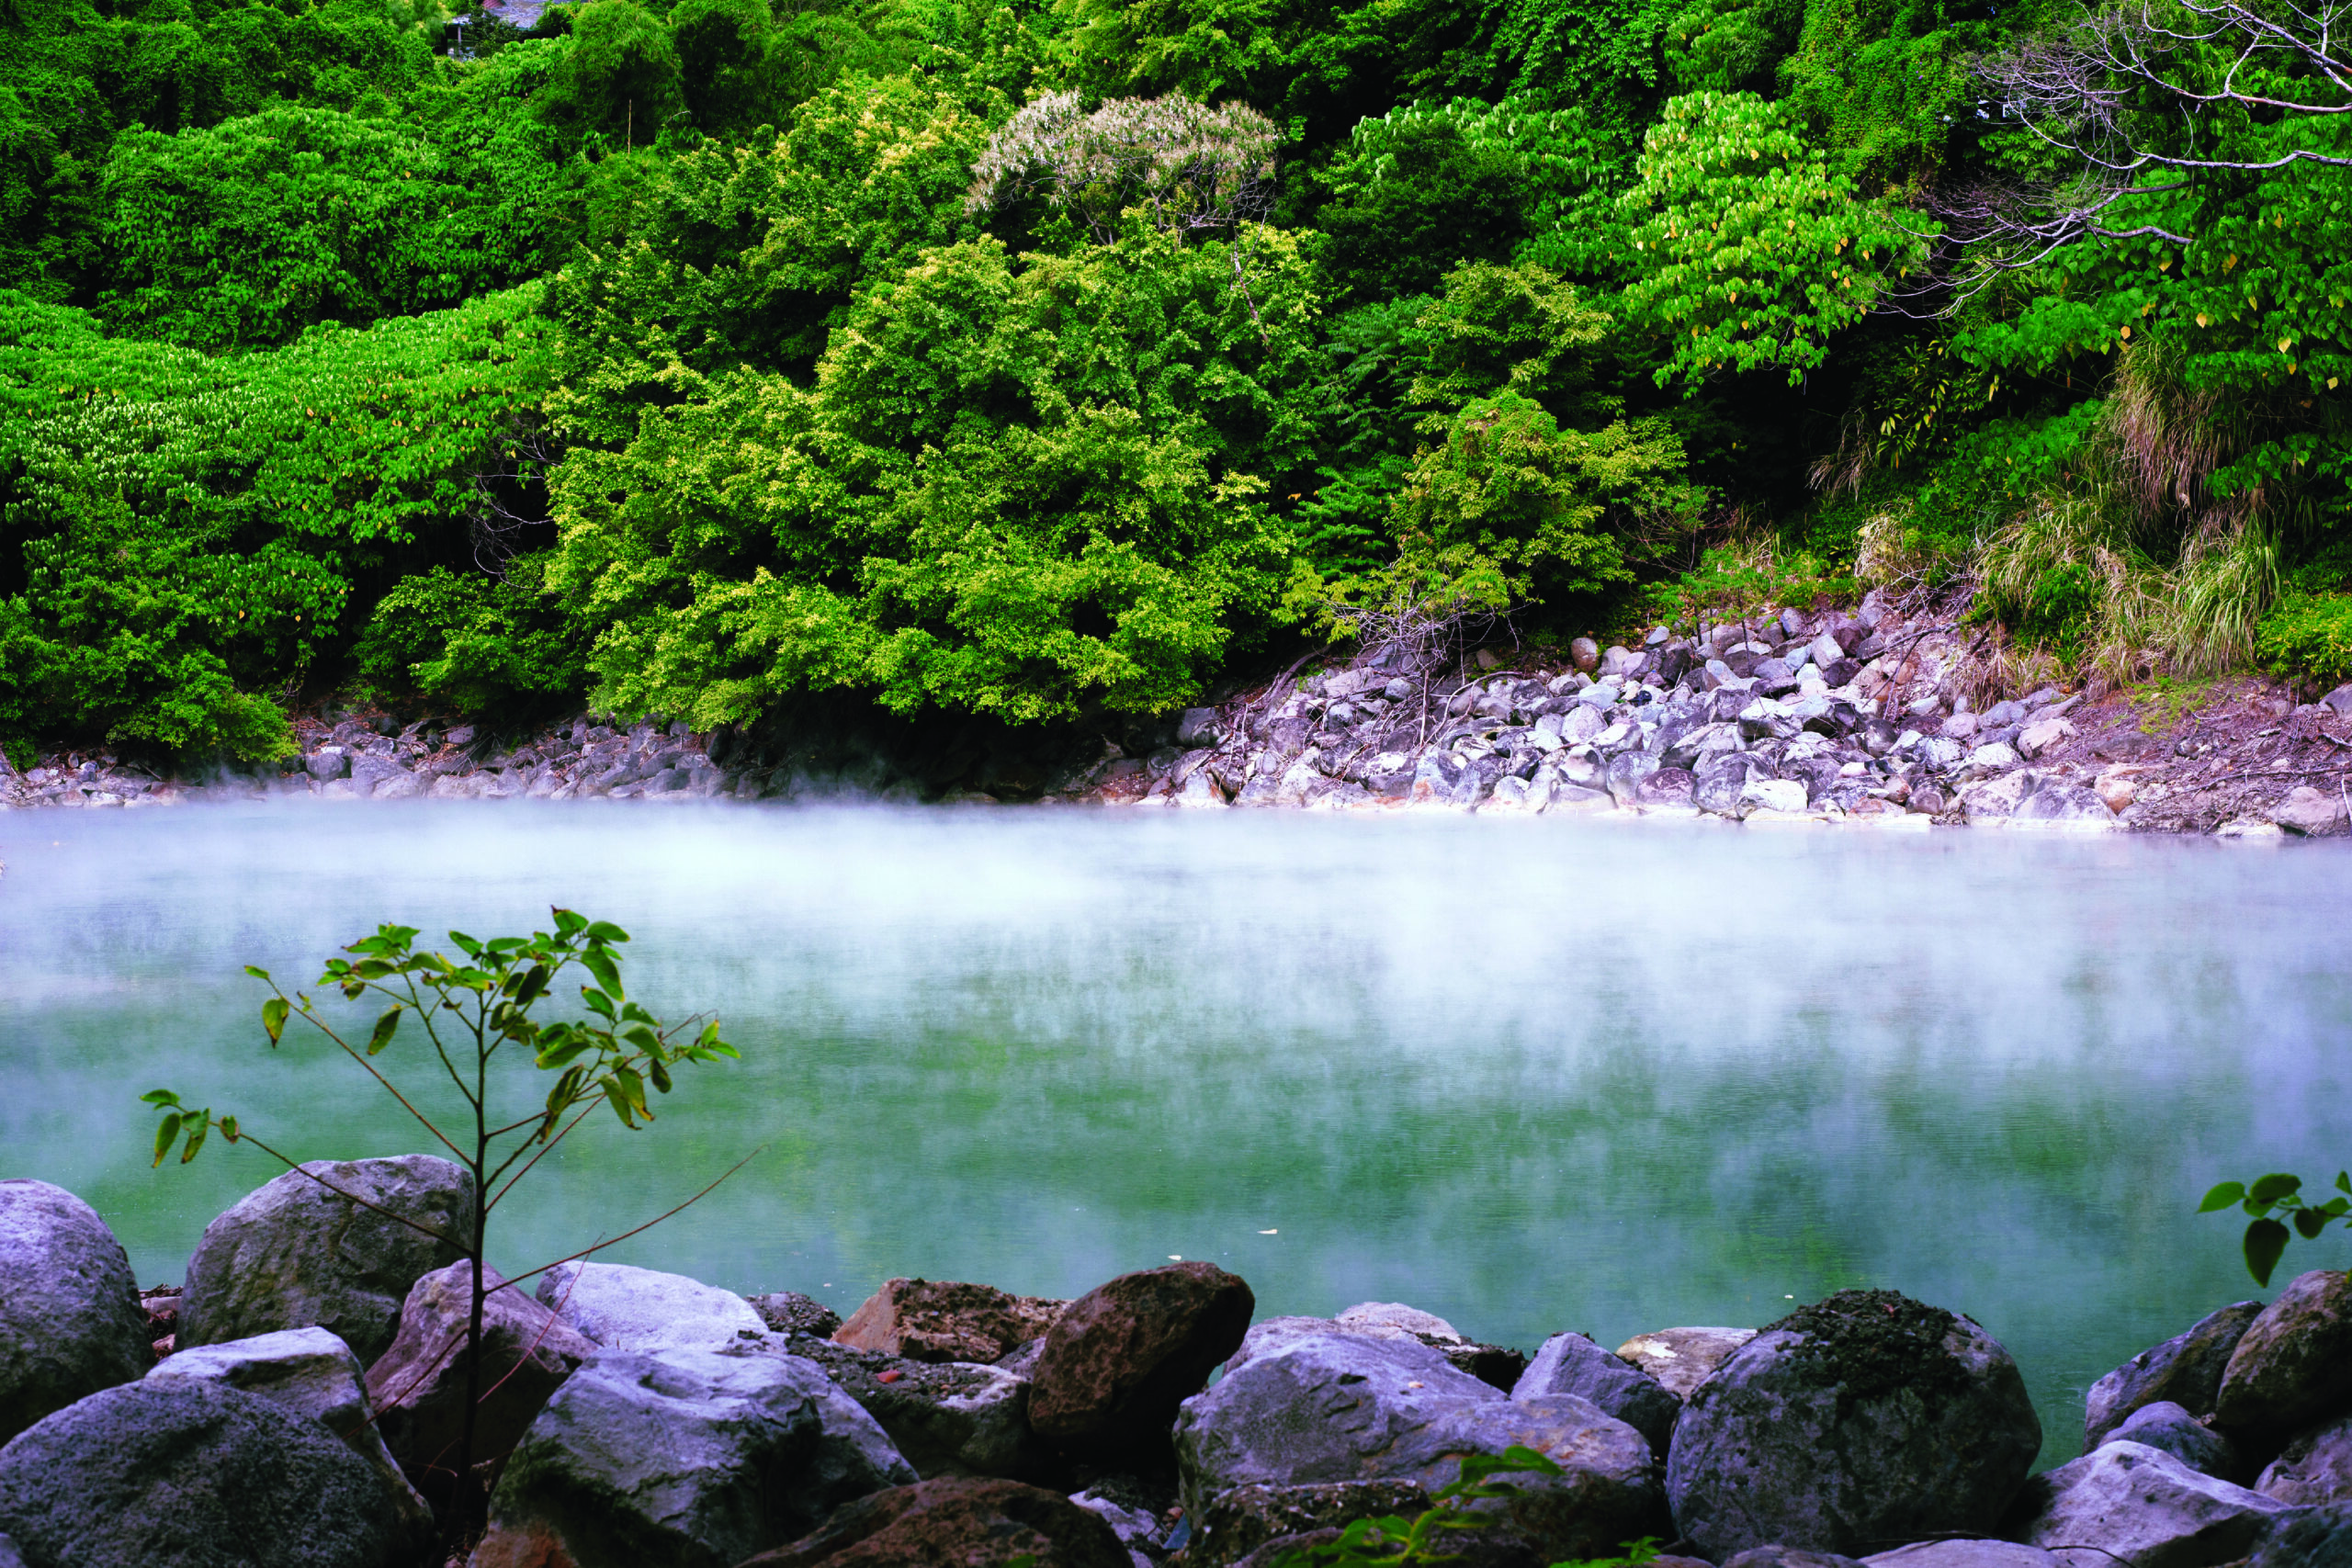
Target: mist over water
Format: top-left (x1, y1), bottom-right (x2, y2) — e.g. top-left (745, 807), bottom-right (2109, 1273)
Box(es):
top-left (5, 802), bottom-right (2348, 1469)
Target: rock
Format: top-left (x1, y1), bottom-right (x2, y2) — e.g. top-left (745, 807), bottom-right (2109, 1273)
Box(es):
top-left (1174, 1329), bottom-right (1663, 1560)
top-left (1187, 1481), bottom-right (1434, 1568)
top-left (1615, 1327), bottom-right (1755, 1399)
top-left (2261, 1414), bottom-right (2352, 1505)
top-left (306, 750), bottom-right (348, 782)
top-left (367, 1261), bottom-right (595, 1500)
top-left (2240, 1505), bottom-right (2352, 1568)
top-left (1600, 647), bottom-right (1638, 679)
top-left (1725, 1549), bottom-right (1868, 1568)
top-left (347, 755), bottom-right (413, 798)
top-left (1635, 768), bottom-right (1699, 809)
top-left (1328, 1303), bottom-right (1526, 1392)
top-left (781, 1335), bottom-right (1052, 1482)
top-left (537, 1259), bottom-right (767, 1353)
top-left (2098, 773), bottom-right (2140, 813)
top-left (2109, 1401), bottom-right (2240, 1478)
top-left (2274, 786), bottom-right (2350, 837)
top-left (1570, 638), bottom-right (1601, 673)
top-left (1069, 1486), bottom-right (1163, 1557)
top-left (2018, 717), bottom-right (2077, 760)
top-left (752, 1292), bottom-right (843, 1339)
top-left (1665, 1291), bottom-right (2041, 1559)
top-left (833, 1278), bottom-right (1067, 1365)
top-left (1607, 751), bottom-right (1661, 806)
top-left (1960, 770), bottom-right (2118, 829)
top-left (2014, 1439), bottom-right (2291, 1568)
top-left (1177, 708), bottom-right (1225, 748)
top-left (738, 1476), bottom-right (1130, 1567)
top-left (1030, 1261), bottom-right (1253, 1453)
top-left (2220, 1270), bottom-right (2352, 1438)
top-left (1694, 755), bottom-right (1761, 817)
top-left (1968, 743), bottom-right (2020, 770)
top-left (1942, 714), bottom-right (1981, 740)
top-left (1514, 1333), bottom-right (1681, 1456)
top-left (178, 1156), bottom-right (475, 1367)
top-left (1864, 1542), bottom-right (2060, 1568)
top-left (2322, 683), bottom-right (2352, 719)
top-left (1743, 778), bottom-right (1808, 815)
top-left (0, 1378), bottom-right (433, 1568)
top-left (0, 1179), bottom-right (151, 1446)
top-left (472, 1347), bottom-right (915, 1568)
top-left (145, 1325), bottom-right (427, 1519)
top-left (1820, 659), bottom-right (1862, 689)
top-left (2086, 1303), bottom-right (2264, 1451)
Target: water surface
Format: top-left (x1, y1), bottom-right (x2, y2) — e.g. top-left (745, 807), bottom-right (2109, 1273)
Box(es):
top-left (4, 802), bottom-right (2346, 1469)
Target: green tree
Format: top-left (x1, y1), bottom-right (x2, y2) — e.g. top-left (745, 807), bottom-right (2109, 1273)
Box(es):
top-left (146, 910), bottom-right (742, 1540)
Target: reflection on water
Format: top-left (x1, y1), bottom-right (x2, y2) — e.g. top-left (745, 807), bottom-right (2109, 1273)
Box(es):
top-left (4, 803), bottom-right (2348, 1468)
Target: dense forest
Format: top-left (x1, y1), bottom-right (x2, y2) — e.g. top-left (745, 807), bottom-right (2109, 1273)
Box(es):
top-left (0, 0), bottom-right (2346, 765)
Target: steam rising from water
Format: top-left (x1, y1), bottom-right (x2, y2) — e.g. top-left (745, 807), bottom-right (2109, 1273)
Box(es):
top-left (5, 801), bottom-right (2349, 1467)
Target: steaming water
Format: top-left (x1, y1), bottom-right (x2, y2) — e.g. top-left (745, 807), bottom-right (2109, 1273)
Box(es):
top-left (5, 803), bottom-right (2349, 1469)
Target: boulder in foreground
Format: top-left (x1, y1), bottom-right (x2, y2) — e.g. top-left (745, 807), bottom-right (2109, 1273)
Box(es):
top-left (2084, 1303), bottom-right (2261, 1452)
top-left (0, 1378), bottom-right (432, 1568)
top-left (1666, 1290), bottom-right (2041, 1559)
top-left (177, 1156), bottom-right (474, 1366)
top-left (471, 1346), bottom-right (914, 1568)
top-left (1029, 1261), bottom-right (1253, 1451)
top-left (0, 1179), bottom-right (152, 1446)
top-left (832, 1278), bottom-right (1067, 1365)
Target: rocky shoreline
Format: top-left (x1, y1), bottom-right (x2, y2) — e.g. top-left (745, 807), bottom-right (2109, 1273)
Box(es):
top-left (7, 589), bottom-right (2352, 838)
top-left (9, 1164), bottom-right (2352, 1568)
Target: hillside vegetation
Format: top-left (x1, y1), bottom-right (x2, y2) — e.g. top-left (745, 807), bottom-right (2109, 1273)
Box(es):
top-left (1, 0), bottom-right (2346, 763)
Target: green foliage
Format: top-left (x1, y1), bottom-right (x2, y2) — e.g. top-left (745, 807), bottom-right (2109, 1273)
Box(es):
top-left (146, 908), bottom-right (741, 1535)
top-left (2256, 592), bottom-right (2352, 690)
top-left (537, 0), bottom-right (684, 142)
top-left (2200, 1172), bottom-right (2352, 1287)
top-left (1618, 91), bottom-right (1930, 387)
top-left (1640, 537), bottom-right (1858, 635)
top-left (353, 558), bottom-right (588, 715)
top-left (0, 286), bottom-right (551, 758)
top-left (95, 101), bottom-right (569, 348)
top-left (546, 220), bottom-right (1322, 726)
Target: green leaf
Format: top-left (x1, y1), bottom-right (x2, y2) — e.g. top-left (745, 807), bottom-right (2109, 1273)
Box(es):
top-left (581, 988), bottom-right (617, 1021)
top-left (2199, 1181), bottom-right (2248, 1213)
top-left (450, 931), bottom-right (484, 958)
top-left (2246, 1217), bottom-right (2292, 1286)
top-left (367, 1006), bottom-right (402, 1055)
top-left (512, 964), bottom-right (550, 1007)
top-left (153, 1112), bottom-right (183, 1167)
top-left (2336, 1171), bottom-right (2349, 1196)
top-left (552, 908), bottom-right (587, 935)
top-left (181, 1118), bottom-right (208, 1163)
top-left (220, 1115), bottom-right (238, 1142)
top-left (2250, 1172), bottom-right (2304, 1205)
top-left (647, 1055), bottom-right (673, 1094)
top-left (262, 996), bottom-right (289, 1045)
top-left (2295, 1207), bottom-right (2333, 1240)
top-left (580, 946), bottom-right (623, 998)
top-left (535, 1038), bottom-right (594, 1069)
top-left (141, 1089), bottom-right (181, 1107)
top-left (602, 1076), bottom-right (639, 1128)
top-left (584, 920), bottom-right (629, 943)
top-left (243, 965), bottom-right (272, 981)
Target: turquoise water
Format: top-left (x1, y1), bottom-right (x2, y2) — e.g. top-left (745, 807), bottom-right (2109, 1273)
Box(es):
top-left (4, 802), bottom-right (2347, 1468)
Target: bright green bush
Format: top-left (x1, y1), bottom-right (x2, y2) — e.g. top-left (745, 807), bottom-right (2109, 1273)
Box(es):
top-left (2256, 592), bottom-right (2352, 690)
top-left (352, 558), bottom-right (586, 716)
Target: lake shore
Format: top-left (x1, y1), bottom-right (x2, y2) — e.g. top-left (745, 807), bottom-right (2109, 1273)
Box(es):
top-left (7, 588), bottom-right (2351, 839)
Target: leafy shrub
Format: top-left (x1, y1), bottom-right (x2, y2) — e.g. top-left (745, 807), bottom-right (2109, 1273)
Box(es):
top-left (353, 558), bottom-right (586, 716)
top-left (2013, 559), bottom-right (2100, 664)
top-left (2256, 591), bottom-right (2352, 690)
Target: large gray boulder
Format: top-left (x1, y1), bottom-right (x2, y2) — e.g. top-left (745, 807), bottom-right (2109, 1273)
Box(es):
top-left (0, 1180), bottom-right (151, 1445)
top-left (2260, 1413), bottom-right (2352, 1506)
top-left (366, 1261), bottom-right (595, 1501)
top-left (2085, 1303), bottom-right (2263, 1451)
top-left (2219, 1271), bottom-right (2352, 1439)
top-left (2241, 1503), bottom-right (2352, 1568)
top-left (0, 1378), bottom-right (434, 1568)
top-left (1173, 1329), bottom-right (1663, 1562)
top-left (1665, 1291), bottom-right (2041, 1559)
top-left (178, 1156), bottom-right (475, 1366)
top-left (1515, 1333), bottom-right (1682, 1456)
top-left (536, 1260), bottom-right (766, 1353)
top-left (2014, 1439), bottom-right (2292, 1568)
top-left (146, 1325), bottom-right (428, 1524)
top-left (784, 1334), bottom-right (1053, 1482)
top-left (469, 1346), bottom-right (915, 1568)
